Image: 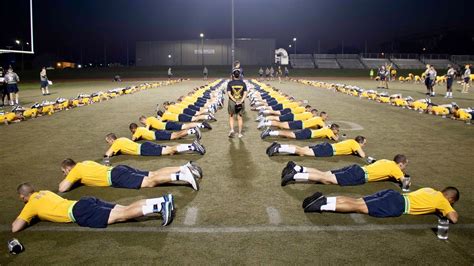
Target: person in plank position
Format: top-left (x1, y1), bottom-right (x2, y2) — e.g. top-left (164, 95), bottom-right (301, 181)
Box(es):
top-left (280, 154), bottom-right (408, 186)
top-left (58, 159), bottom-right (202, 191)
top-left (266, 136), bottom-right (367, 158)
top-left (302, 186), bottom-right (459, 225)
top-left (129, 123), bottom-right (201, 141)
top-left (261, 123), bottom-right (339, 140)
top-left (104, 133), bottom-right (205, 157)
top-left (11, 182), bottom-right (175, 232)
top-left (139, 115), bottom-right (212, 131)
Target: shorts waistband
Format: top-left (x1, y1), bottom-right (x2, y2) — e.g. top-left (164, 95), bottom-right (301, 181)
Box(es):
top-left (68, 202), bottom-right (77, 223)
top-left (362, 167), bottom-right (369, 182)
top-left (107, 167), bottom-right (113, 186)
top-left (138, 143), bottom-right (142, 155)
top-left (402, 195), bottom-right (410, 215)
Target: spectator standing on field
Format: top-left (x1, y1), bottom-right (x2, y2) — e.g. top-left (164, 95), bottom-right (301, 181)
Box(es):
top-left (284, 67), bottom-right (289, 80)
top-left (4, 67), bottom-right (20, 106)
top-left (270, 66), bottom-right (275, 81)
top-left (167, 67), bottom-right (173, 79)
top-left (0, 67), bottom-right (9, 106)
top-left (369, 68), bottom-right (374, 80)
top-left (203, 67), bottom-right (208, 80)
top-left (265, 67), bottom-right (270, 81)
top-left (461, 65), bottom-right (471, 93)
top-left (40, 67), bottom-right (51, 96)
top-left (258, 67), bottom-right (264, 81)
top-left (445, 64), bottom-right (455, 98)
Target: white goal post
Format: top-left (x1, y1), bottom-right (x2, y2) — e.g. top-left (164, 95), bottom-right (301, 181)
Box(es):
top-left (0, 0), bottom-right (34, 54)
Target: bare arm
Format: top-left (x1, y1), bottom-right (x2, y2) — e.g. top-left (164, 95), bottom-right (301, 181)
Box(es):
top-left (356, 148), bottom-right (366, 158)
top-left (11, 218), bottom-right (28, 233)
top-left (446, 211), bottom-right (458, 224)
top-left (239, 91), bottom-right (249, 104)
top-left (105, 147), bottom-right (114, 157)
top-left (58, 179), bottom-right (73, 193)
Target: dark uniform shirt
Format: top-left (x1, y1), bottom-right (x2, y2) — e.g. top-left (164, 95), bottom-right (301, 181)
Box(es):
top-left (227, 79), bottom-right (247, 102)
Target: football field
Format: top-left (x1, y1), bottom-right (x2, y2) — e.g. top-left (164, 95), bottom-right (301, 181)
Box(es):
top-left (0, 77), bottom-right (473, 264)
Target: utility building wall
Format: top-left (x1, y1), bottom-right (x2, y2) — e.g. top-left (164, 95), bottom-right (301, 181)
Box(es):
top-left (136, 38), bottom-right (275, 66)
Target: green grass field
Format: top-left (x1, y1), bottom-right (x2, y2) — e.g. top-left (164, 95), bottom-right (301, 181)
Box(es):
top-left (0, 77), bottom-right (473, 264)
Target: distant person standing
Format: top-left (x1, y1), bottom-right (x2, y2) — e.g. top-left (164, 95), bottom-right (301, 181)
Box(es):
top-left (284, 67), bottom-right (289, 80)
top-left (167, 67), bottom-right (173, 79)
top-left (40, 67), bottom-right (50, 96)
top-left (369, 68), bottom-right (374, 80)
top-left (270, 66), bottom-right (275, 81)
top-left (427, 65), bottom-right (437, 96)
top-left (258, 67), bottom-right (264, 81)
top-left (227, 68), bottom-right (247, 138)
top-left (378, 66), bottom-right (388, 89)
top-left (445, 64), bottom-right (455, 98)
top-left (390, 68), bottom-right (397, 81)
top-left (461, 65), bottom-right (471, 93)
top-left (0, 67), bottom-right (9, 106)
top-left (277, 66), bottom-right (283, 83)
top-left (265, 67), bottom-right (270, 81)
top-left (4, 67), bottom-right (20, 106)
top-left (203, 67), bottom-right (208, 80)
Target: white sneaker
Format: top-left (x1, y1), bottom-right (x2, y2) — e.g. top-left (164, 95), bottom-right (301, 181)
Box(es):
top-left (180, 167), bottom-right (199, 191)
top-left (238, 133), bottom-right (243, 138)
top-left (228, 130), bottom-right (235, 138)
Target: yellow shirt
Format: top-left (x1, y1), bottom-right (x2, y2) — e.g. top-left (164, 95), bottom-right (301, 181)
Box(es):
top-left (289, 106), bottom-right (305, 114)
top-left (23, 108), bottom-right (38, 118)
top-left (111, 138), bottom-right (141, 155)
top-left (162, 112), bottom-right (179, 122)
top-left (146, 117), bottom-right (166, 130)
top-left (168, 105), bottom-right (185, 114)
top-left (133, 127), bottom-right (156, 141)
top-left (18, 191), bottom-right (76, 223)
top-left (65, 161), bottom-right (112, 187)
top-left (405, 188), bottom-right (455, 216)
top-left (294, 112), bottom-right (313, 121)
top-left (411, 101), bottom-right (428, 111)
top-left (1, 113), bottom-right (16, 122)
top-left (302, 117), bottom-right (325, 129)
top-left (431, 106), bottom-right (449, 115)
top-left (42, 105), bottom-right (54, 115)
top-left (282, 102), bottom-right (298, 109)
top-left (454, 109), bottom-right (472, 121)
top-left (378, 96), bottom-right (390, 103)
top-left (392, 98), bottom-right (407, 106)
top-left (311, 127), bottom-right (336, 140)
top-left (362, 160), bottom-right (404, 182)
top-left (331, 139), bottom-right (361, 156)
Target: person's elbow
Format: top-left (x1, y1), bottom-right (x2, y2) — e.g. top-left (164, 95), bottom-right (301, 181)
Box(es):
top-left (448, 212), bottom-right (459, 224)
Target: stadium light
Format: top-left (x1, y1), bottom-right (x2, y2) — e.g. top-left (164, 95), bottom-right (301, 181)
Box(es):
top-left (292, 37), bottom-right (297, 57)
top-left (168, 54), bottom-right (172, 58)
top-left (200, 33), bottom-right (204, 38)
top-left (15, 40), bottom-right (25, 71)
top-left (293, 38), bottom-right (297, 42)
top-left (15, 40), bottom-right (21, 45)
top-left (289, 44), bottom-right (292, 48)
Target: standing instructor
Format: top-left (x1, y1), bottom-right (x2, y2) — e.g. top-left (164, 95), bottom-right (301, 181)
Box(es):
top-left (227, 68), bottom-right (247, 138)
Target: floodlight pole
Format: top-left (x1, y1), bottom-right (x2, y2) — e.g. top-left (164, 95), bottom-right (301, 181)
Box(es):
top-left (200, 33), bottom-right (204, 67)
top-left (231, 0), bottom-right (235, 67)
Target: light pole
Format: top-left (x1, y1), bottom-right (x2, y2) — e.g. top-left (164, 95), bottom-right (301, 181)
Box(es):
top-left (200, 33), bottom-right (204, 67)
top-left (16, 40), bottom-right (24, 72)
top-left (293, 37), bottom-right (297, 58)
top-left (231, 0), bottom-right (235, 67)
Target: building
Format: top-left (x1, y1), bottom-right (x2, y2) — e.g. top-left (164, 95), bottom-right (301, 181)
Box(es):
top-left (136, 38), bottom-right (275, 66)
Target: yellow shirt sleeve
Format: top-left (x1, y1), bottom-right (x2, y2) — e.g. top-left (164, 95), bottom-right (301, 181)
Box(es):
top-left (294, 112), bottom-right (312, 121)
top-left (18, 197), bottom-right (38, 223)
top-left (302, 117), bottom-right (324, 129)
top-left (65, 165), bottom-right (82, 184)
top-left (111, 138), bottom-right (140, 155)
top-left (162, 112), bottom-right (178, 122)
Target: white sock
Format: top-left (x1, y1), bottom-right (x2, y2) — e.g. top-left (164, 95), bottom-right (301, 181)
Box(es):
top-left (269, 131), bottom-right (279, 136)
top-left (264, 121), bottom-right (272, 126)
top-left (294, 165), bottom-right (307, 173)
top-left (321, 197), bottom-right (336, 211)
top-left (197, 123), bottom-right (204, 128)
top-left (187, 128), bottom-right (196, 134)
top-left (177, 144), bottom-right (192, 152)
top-left (263, 110), bottom-right (270, 115)
top-left (294, 173), bottom-right (309, 181)
top-left (278, 145), bottom-right (296, 154)
top-left (142, 205), bottom-right (155, 215)
top-left (145, 197), bottom-right (165, 206)
top-left (170, 172), bottom-right (180, 181)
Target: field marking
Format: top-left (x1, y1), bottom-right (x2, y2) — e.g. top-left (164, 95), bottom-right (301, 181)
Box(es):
top-left (330, 121), bottom-right (364, 131)
top-left (266, 206), bottom-right (282, 225)
top-left (349, 214), bottom-right (367, 224)
top-left (2, 224), bottom-right (473, 234)
top-left (183, 207), bottom-right (198, 226)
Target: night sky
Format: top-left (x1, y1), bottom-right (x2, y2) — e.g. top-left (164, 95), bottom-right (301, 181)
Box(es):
top-left (2, 0), bottom-right (473, 64)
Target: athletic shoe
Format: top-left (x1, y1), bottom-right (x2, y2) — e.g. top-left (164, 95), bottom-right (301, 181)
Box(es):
top-left (160, 202), bottom-right (173, 226)
top-left (238, 133), bottom-right (243, 138)
top-left (257, 120), bottom-right (267, 129)
top-left (207, 114), bottom-right (217, 122)
top-left (193, 127), bottom-right (202, 140)
top-left (281, 161), bottom-right (296, 178)
top-left (281, 169), bottom-right (297, 186)
top-left (266, 142), bottom-right (281, 156)
top-left (302, 192), bottom-right (327, 213)
top-left (201, 121), bottom-right (212, 130)
top-left (186, 161), bottom-right (203, 178)
top-left (228, 130), bottom-right (235, 138)
top-left (260, 127), bottom-right (271, 139)
top-left (180, 167), bottom-right (199, 191)
top-left (163, 193), bottom-right (175, 211)
top-left (192, 140), bottom-right (206, 155)
top-left (255, 115), bottom-right (263, 122)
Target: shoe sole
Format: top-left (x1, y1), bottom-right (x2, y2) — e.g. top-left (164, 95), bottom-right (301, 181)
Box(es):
top-left (303, 193), bottom-right (324, 210)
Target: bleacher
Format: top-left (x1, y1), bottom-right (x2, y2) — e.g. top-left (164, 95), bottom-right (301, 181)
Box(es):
top-left (360, 58), bottom-right (391, 69)
top-left (313, 54), bottom-right (340, 69)
top-left (422, 59), bottom-right (453, 69)
top-left (289, 54), bottom-right (315, 69)
top-left (390, 59), bottom-right (425, 69)
top-left (451, 55), bottom-right (474, 67)
top-left (337, 58), bottom-right (365, 69)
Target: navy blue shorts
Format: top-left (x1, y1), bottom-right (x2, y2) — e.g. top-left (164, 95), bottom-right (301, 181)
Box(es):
top-left (165, 122), bottom-right (183, 131)
top-left (72, 197), bottom-right (116, 228)
top-left (447, 78), bottom-right (453, 89)
top-left (154, 130), bottom-right (172, 140)
top-left (187, 105), bottom-right (200, 111)
top-left (464, 77), bottom-right (470, 83)
top-left (331, 164), bottom-right (366, 186)
top-left (6, 84), bottom-right (18, 93)
top-left (288, 120), bottom-right (303, 129)
top-left (279, 113), bottom-right (295, 122)
top-left (294, 129), bottom-right (311, 139)
top-left (271, 104), bottom-right (284, 111)
top-left (363, 189), bottom-right (405, 218)
top-left (110, 165), bottom-right (148, 189)
top-left (178, 114), bottom-right (193, 122)
top-left (280, 108), bottom-right (292, 115)
top-left (183, 108), bottom-right (197, 116)
top-left (40, 81), bottom-right (49, 88)
top-left (309, 142), bottom-right (334, 157)
top-left (267, 100), bottom-right (278, 106)
top-left (140, 142), bottom-right (163, 156)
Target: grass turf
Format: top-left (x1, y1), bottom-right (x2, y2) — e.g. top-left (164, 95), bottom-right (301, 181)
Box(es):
top-left (0, 78), bottom-right (473, 264)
